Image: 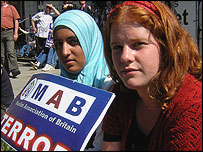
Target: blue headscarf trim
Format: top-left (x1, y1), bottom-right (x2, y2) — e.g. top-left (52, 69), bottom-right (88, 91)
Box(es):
top-left (53, 10), bottom-right (109, 88)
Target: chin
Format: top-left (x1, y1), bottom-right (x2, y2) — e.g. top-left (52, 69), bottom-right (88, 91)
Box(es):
top-left (66, 68), bottom-right (81, 74)
top-left (123, 79), bottom-right (144, 90)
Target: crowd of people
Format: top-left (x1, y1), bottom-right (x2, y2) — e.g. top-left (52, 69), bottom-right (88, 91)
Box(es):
top-left (1, 1), bottom-right (202, 151)
top-left (17, 1), bottom-right (115, 72)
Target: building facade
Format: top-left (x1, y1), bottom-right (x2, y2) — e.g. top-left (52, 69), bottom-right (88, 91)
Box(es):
top-left (10, 1), bottom-right (202, 56)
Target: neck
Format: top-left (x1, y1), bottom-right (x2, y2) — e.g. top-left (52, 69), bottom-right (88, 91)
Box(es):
top-left (2, 3), bottom-right (8, 7)
top-left (137, 88), bottom-right (161, 110)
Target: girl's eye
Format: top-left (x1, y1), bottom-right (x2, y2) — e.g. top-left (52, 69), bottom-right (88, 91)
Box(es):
top-left (66, 36), bottom-right (80, 47)
top-left (111, 42), bottom-right (146, 52)
top-left (54, 42), bottom-right (62, 50)
top-left (132, 42), bottom-right (146, 48)
top-left (111, 45), bottom-right (123, 52)
top-left (68, 38), bottom-right (80, 46)
top-left (53, 37), bottom-right (80, 49)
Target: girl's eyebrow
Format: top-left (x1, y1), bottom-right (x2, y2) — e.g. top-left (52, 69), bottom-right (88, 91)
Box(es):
top-left (67, 36), bottom-right (78, 40)
top-left (110, 38), bottom-right (147, 45)
top-left (110, 41), bottom-right (118, 46)
top-left (54, 36), bottom-right (77, 41)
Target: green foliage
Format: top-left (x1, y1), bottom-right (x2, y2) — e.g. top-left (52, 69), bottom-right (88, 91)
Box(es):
top-left (1, 140), bottom-right (15, 151)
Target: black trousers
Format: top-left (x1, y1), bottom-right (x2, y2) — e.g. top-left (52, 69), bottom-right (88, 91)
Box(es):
top-left (35, 37), bottom-right (47, 56)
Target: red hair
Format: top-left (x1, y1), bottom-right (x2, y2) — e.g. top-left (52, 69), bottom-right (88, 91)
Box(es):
top-left (103, 1), bottom-right (202, 110)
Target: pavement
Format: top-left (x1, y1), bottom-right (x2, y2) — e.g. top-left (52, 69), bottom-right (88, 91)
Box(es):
top-left (10, 61), bottom-right (60, 98)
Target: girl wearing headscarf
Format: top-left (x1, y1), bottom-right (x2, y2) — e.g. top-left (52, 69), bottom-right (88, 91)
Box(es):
top-left (53, 10), bottom-right (113, 150)
top-left (53, 9), bottom-right (110, 89)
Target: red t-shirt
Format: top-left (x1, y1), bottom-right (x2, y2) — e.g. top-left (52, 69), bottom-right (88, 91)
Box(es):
top-left (1, 4), bottom-right (20, 29)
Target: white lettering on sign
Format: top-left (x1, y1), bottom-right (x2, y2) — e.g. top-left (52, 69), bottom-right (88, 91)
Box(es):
top-left (1, 114), bottom-right (71, 151)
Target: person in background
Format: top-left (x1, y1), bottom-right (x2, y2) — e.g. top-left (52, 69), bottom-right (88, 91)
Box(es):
top-left (46, 3), bottom-right (60, 17)
top-left (31, 4), bottom-right (53, 56)
top-left (90, 2), bottom-right (101, 27)
top-left (53, 10), bottom-right (113, 151)
top-left (18, 27), bottom-right (36, 58)
top-left (30, 2), bottom-right (61, 70)
top-left (100, 1), bottom-right (113, 33)
top-left (102, 1), bottom-right (202, 151)
top-left (1, 64), bottom-right (14, 117)
top-left (30, 50), bottom-right (47, 70)
top-left (1, 1), bottom-right (21, 77)
top-left (61, 1), bottom-right (77, 13)
top-left (41, 45), bottom-right (59, 71)
top-left (18, 39), bottom-right (36, 58)
top-left (30, 22), bottom-right (54, 70)
top-left (79, 1), bottom-right (91, 15)
top-left (18, 26), bottom-right (35, 39)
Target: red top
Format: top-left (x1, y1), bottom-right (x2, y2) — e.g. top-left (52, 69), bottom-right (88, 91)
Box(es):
top-left (1, 4), bottom-right (20, 29)
top-left (102, 74), bottom-right (202, 151)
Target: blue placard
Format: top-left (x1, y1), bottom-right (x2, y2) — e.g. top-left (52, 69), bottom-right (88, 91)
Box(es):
top-left (1, 73), bottom-right (115, 151)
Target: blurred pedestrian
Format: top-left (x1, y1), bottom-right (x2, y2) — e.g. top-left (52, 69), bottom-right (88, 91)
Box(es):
top-left (100, 1), bottom-right (113, 32)
top-left (1, 1), bottom-right (21, 77)
top-left (30, 22), bottom-right (54, 70)
top-left (18, 39), bottom-right (36, 58)
top-left (31, 4), bottom-right (53, 56)
top-left (79, 1), bottom-right (91, 15)
top-left (61, 1), bottom-right (77, 13)
top-left (18, 27), bottom-right (36, 58)
top-left (41, 45), bottom-right (59, 72)
top-left (46, 3), bottom-right (60, 17)
top-left (91, 2), bottom-right (101, 27)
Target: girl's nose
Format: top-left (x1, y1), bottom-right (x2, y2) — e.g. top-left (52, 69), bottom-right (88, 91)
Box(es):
top-left (61, 43), bottom-right (71, 57)
top-left (120, 45), bottom-right (134, 63)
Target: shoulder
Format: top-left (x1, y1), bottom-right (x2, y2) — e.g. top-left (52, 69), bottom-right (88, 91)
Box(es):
top-left (8, 4), bottom-right (20, 18)
top-left (102, 76), bottom-right (114, 91)
top-left (171, 74), bottom-right (202, 107)
top-left (166, 74), bottom-right (202, 123)
top-left (159, 75), bottom-right (202, 151)
top-left (37, 12), bottom-right (44, 15)
top-left (33, 11), bottom-right (43, 17)
top-left (8, 4), bottom-right (15, 9)
top-left (8, 4), bottom-right (17, 11)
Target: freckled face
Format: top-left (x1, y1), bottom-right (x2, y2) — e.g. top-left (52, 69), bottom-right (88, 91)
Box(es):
top-left (110, 22), bottom-right (161, 90)
top-left (54, 27), bottom-right (86, 74)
